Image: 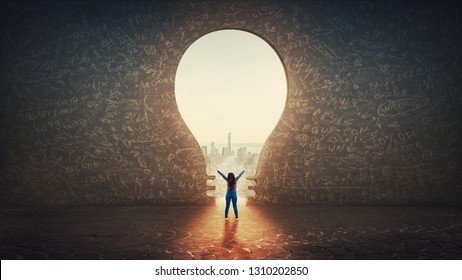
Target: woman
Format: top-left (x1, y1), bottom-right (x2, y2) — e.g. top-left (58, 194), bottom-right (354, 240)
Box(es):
top-left (217, 170), bottom-right (245, 220)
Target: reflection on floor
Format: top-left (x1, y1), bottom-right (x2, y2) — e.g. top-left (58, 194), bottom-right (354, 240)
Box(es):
top-left (1, 205), bottom-right (461, 259)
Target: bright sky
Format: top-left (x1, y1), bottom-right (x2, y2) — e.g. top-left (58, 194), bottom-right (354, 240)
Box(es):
top-left (175, 30), bottom-right (287, 146)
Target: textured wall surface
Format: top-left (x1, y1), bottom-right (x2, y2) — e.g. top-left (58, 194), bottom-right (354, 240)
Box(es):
top-left (1, 0), bottom-right (461, 205)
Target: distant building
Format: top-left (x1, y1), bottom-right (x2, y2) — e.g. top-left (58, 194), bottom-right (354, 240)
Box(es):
top-left (237, 147), bottom-right (247, 158)
top-left (210, 142), bottom-right (218, 156)
top-left (201, 146), bottom-right (208, 157)
top-left (228, 132), bottom-right (232, 156)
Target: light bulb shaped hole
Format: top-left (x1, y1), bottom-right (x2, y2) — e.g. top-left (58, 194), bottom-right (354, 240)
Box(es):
top-left (175, 29), bottom-right (287, 205)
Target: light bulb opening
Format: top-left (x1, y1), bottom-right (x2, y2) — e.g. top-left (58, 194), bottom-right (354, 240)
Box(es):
top-left (174, 28), bottom-right (288, 206)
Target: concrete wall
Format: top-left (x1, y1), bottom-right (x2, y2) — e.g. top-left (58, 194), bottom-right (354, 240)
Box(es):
top-left (1, 0), bottom-right (461, 205)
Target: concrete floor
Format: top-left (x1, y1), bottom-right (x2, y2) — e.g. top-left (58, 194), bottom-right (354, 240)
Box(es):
top-left (0, 205), bottom-right (461, 259)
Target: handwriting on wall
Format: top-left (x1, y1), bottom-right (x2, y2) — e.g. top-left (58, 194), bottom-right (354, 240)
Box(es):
top-left (0, 0), bottom-right (461, 205)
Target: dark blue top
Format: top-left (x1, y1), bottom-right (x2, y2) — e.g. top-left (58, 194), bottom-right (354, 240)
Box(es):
top-left (217, 170), bottom-right (245, 192)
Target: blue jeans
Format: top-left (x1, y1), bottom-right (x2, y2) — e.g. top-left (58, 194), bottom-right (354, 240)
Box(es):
top-left (225, 191), bottom-right (238, 218)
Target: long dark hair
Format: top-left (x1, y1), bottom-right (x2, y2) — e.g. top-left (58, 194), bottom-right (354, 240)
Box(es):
top-left (227, 172), bottom-right (236, 190)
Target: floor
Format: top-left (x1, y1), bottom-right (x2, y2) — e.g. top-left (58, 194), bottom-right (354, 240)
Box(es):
top-left (0, 205), bottom-right (461, 259)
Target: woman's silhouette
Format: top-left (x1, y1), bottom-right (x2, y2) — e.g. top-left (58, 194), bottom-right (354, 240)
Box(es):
top-left (217, 170), bottom-right (245, 220)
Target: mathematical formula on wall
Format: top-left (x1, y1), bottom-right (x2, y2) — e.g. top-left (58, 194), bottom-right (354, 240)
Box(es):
top-left (0, 0), bottom-right (461, 205)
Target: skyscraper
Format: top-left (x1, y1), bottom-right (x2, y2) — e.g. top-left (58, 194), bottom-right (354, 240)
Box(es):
top-left (210, 141), bottom-right (217, 156)
top-left (201, 146), bottom-right (208, 157)
top-left (228, 132), bottom-right (232, 157)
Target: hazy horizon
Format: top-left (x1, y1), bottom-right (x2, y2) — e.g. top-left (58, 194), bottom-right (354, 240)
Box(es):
top-left (199, 142), bottom-right (264, 155)
top-left (199, 142), bottom-right (264, 146)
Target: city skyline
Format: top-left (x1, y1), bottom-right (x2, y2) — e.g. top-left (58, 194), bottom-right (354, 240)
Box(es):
top-left (200, 132), bottom-right (264, 156)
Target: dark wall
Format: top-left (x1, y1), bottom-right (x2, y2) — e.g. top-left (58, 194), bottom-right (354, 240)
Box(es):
top-left (1, 0), bottom-right (461, 205)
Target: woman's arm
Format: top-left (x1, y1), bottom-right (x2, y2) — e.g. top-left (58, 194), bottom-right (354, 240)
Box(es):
top-left (235, 170), bottom-right (245, 182)
top-left (217, 170), bottom-right (228, 181)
